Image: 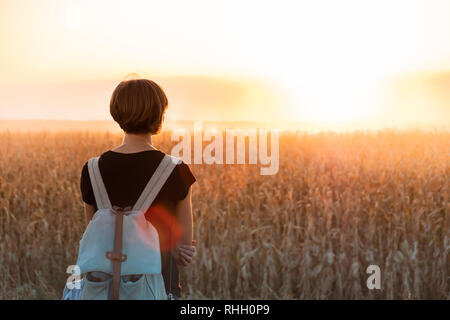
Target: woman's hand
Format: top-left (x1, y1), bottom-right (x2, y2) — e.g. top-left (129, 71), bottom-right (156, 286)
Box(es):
top-left (173, 240), bottom-right (196, 267)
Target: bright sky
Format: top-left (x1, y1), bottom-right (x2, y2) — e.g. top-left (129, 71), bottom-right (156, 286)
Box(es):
top-left (1, 0), bottom-right (450, 127)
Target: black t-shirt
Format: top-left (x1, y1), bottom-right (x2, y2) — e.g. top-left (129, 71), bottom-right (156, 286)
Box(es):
top-left (80, 149), bottom-right (196, 297)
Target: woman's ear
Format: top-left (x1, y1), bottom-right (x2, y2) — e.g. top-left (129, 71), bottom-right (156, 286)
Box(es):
top-left (155, 110), bottom-right (166, 134)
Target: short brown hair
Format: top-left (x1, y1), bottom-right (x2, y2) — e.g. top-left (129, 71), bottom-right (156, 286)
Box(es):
top-left (110, 79), bottom-right (168, 134)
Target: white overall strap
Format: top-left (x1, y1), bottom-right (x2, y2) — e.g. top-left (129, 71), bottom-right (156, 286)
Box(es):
top-left (132, 155), bottom-right (180, 212)
top-left (87, 157), bottom-right (112, 210)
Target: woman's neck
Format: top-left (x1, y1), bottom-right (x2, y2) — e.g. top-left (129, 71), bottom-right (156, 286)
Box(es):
top-left (112, 132), bottom-right (157, 153)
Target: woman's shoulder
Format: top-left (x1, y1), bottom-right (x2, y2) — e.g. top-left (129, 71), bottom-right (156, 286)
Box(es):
top-left (164, 159), bottom-right (196, 201)
top-left (82, 150), bottom-right (193, 176)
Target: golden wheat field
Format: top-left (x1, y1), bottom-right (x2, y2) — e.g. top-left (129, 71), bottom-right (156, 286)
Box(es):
top-left (0, 129), bottom-right (448, 300)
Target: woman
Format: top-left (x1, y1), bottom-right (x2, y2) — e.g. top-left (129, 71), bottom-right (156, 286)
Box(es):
top-left (79, 78), bottom-right (196, 299)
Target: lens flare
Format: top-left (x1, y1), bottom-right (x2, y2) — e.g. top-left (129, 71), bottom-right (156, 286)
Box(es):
top-left (140, 204), bottom-right (184, 252)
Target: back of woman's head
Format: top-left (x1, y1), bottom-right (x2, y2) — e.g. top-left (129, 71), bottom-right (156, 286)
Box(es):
top-left (110, 78), bottom-right (168, 134)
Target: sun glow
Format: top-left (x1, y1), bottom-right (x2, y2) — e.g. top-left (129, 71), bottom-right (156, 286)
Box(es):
top-left (63, 3), bottom-right (82, 30)
top-left (1, 0), bottom-right (450, 127)
top-left (283, 72), bottom-right (384, 124)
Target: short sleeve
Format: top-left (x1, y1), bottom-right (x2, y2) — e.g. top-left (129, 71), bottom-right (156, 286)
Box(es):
top-left (167, 161), bottom-right (196, 202)
top-left (80, 162), bottom-right (96, 206)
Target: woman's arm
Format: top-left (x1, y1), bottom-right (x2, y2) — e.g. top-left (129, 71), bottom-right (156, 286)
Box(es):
top-left (84, 203), bottom-right (96, 225)
top-left (173, 187), bottom-right (194, 266)
top-left (176, 187), bottom-right (193, 246)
